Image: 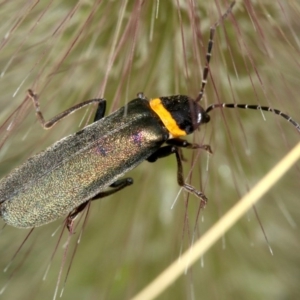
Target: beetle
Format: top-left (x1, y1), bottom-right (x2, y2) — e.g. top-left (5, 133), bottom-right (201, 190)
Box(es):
top-left (0, 90), bottom-right (212, 230)
top-left (0, 1), bottom-right (299, 230)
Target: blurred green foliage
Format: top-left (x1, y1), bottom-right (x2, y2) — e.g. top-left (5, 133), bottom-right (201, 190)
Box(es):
top-left (0, 1), bottom-right (299, 300)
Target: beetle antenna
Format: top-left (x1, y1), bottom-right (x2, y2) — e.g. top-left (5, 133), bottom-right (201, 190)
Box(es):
top-left (196, 1), bottom-right (235, 103)
top-left (205, 103), bottom-right (300, 133)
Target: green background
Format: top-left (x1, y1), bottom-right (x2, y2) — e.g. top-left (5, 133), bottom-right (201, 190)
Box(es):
top-left (0, 1), bottom-right (299, 299)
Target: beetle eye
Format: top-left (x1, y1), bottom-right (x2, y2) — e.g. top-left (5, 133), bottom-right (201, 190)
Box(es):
top-left (194, 106), bottom-right (210, 126)
top-left (202, 113), bottom-right (210, 124)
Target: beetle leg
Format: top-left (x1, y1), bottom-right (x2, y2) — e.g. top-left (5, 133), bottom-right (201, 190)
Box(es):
top-left (147, 139), bottom-right (212, 163)
top-left (66, 202), bottom-right (90, 232)
top-left (93, 178), bottom-right (134, 199)
top-left (27, 89), bottom-right (106, 129)
top-left (147, 144), bottom-right (208, 208)
top-left (167, 138), bottom-right (212, 154)
top-left (147, 145), bottom-right (174, 162)
top-left (136, 92), bottom-right (148, 100)
top-left (173, 147), bottom-right (208, 208)
top-left (66, 177), bottom-right (133, 232)
top-left (93, 100), bottom-right (106, 122)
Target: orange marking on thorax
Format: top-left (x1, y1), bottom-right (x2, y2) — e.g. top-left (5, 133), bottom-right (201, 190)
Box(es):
top-left (149, 98), bottom-right (186, 138)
